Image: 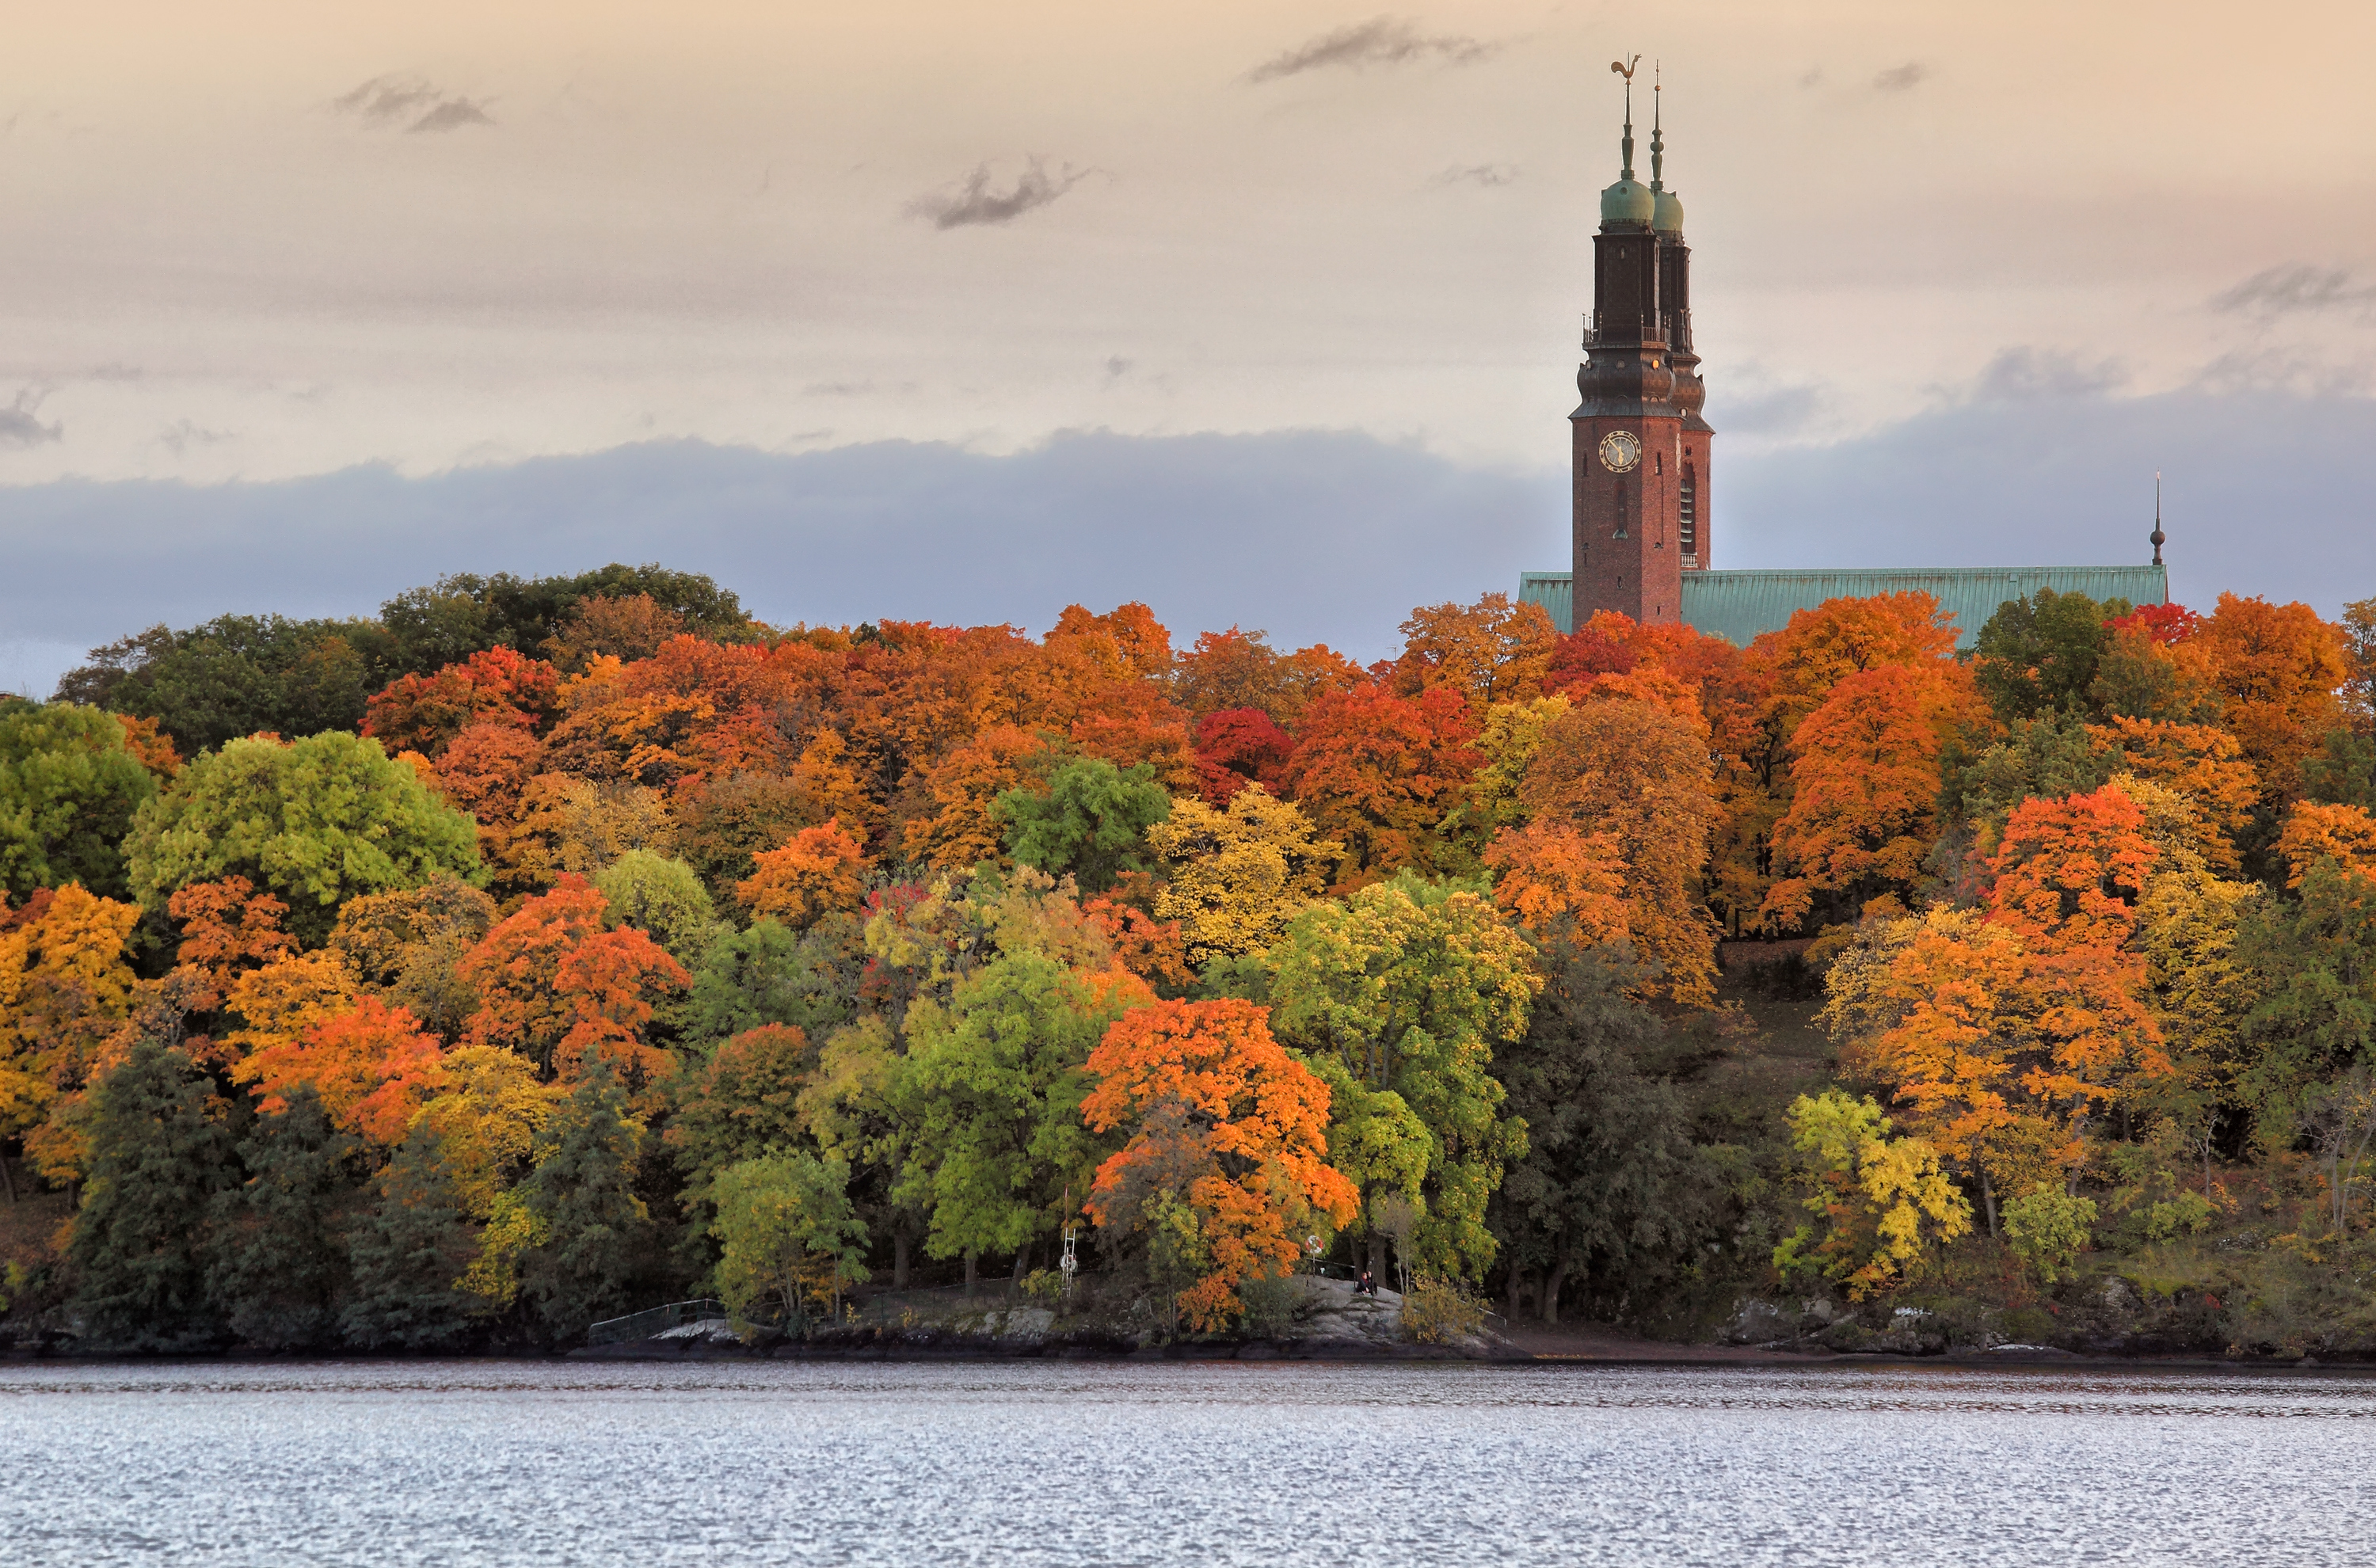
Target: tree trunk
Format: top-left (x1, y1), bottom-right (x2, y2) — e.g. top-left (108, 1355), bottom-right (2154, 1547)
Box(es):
top-left (1541, 1254), bottom-right (1571, 1326)
top-left (964, 1250), bottom-right (977, 1300)
top-left (0, 1153), bottom-right (15, 1205)
top-left (893, 1230), bottom-right (911, 1291)
top-left (1980, 1169), bottom-right (1998, 1240)
top-left (1366, 1231), bottom-right (1387, 1284)
top-left (1011, 1246), bottom-right (1030, 1298)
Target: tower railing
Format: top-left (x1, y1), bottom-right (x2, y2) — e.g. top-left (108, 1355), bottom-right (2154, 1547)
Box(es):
top-left (1582, 310), bottom-right (1692, 351)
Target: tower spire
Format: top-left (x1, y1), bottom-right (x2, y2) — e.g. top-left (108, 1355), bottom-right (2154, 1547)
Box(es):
top-left (1651, 61), bottom-right (1665, 191)
top-left (1612, 55), bottom-right (1640, 179)
top-left (2150, 472), bottom-right (2166, 566)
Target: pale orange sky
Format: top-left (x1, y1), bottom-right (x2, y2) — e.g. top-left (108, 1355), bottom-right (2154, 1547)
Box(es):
top-left (2, 0), bottom-right (2371, 484)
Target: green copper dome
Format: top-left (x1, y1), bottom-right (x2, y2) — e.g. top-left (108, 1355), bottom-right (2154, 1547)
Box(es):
top-left (1601, 177), bottom-right (1654, 226)
top-left (1652, 188), bottom-right (1685, 232)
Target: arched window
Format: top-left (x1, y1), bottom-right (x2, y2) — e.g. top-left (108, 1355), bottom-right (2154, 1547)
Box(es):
top-left (1679, 466), bottom-right (1698, 558)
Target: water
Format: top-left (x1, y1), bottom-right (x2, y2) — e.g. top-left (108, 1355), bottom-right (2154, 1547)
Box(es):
top-left (4, 1360), bottom-right (2374, 1565)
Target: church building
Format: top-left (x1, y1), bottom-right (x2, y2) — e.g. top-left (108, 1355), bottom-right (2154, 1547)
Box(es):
top-left (1517, 70), bottom-right (2166, 646)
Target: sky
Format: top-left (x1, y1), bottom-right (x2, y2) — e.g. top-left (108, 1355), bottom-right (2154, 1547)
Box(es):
top-left (3, 1), bottom-right (2373, 693)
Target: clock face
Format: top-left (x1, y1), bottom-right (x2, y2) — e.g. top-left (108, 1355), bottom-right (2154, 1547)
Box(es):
top-left (1598, 429), bottom-right (1643, 474)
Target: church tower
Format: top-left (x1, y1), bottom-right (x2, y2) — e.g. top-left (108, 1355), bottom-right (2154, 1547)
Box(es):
top-left (1572, 64), bottom-right (1712, 626)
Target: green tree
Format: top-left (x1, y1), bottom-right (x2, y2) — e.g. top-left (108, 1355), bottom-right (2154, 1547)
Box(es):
top-left (1971, 588), bottom-right (2119, 723)
top-left (1491, 946), bottom-right (1716, 1324)
top-left (895, 953), bottom-right (1140, 1277)
top-left (710, 1151), bottom-right (870, 1323)
top-left (59, 614), bottom-right (383, 754)
top-left (997, 756), bottom-right (1172, 895)
top-left (124, 732), bottom-right (481, 943)
top-left (667, 1023), bottom-right (818, 1217)
top-left (1266, 872), bottom-right (1537, 1278)
top-left (341, 1130), bottom-right (481, 1350)
top-left (376, 564), bottom-right (754, 677)
top-left (205, 1086), bottom-right (362, 1349)
top-left (2302, 729), bottom-right (2376, 812)
top-left (1772, 1090), bottom-right (1970, 1299)
top-left (67, 1039), bottom-right (237, 1350)
top-left (2002, 1188), bottom-right (2097, 1284)
top-left (682, 915), bottom-right (863, 1053)
top-left (593, 849), bottom-right (729, 968)
top-left (516, 1057), bottom-right (653, 1343)
top-left (0, 698), bottom-right (159, 900)
top-left (2235, 858), bottom-right (2376, 1151)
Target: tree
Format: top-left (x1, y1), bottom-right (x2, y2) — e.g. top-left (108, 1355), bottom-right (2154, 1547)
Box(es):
top-left (1493, 946), bottom-right (1712, 1323)
top-left (361, 646), bottom-right (562, 760)
top-left (998, 757), bottom-right (1171, 895)
top-left (1282, 685), bottom-right (1481, 889)
top-left (1389, 593), bottom-right (1558, 707)
top-left (1081, 999), bottom-right (1358, 1331)
top-left (667, 1023), bottom-right (818, 1209)
top-left (683, 916), bottom-right (862, 1053)
top-left (1772, 1089), bottom-right (1970, 1299)
top-left (1190, 708), bottom-right (1296, 805)
top-left (206, 1087), bottom-right (361, 1349)
top-left (1761, 665), bottom-right (1951, 931)
top-left (901, 726), bottom-right (1045, 870)
top-left (341, 1128), bottom-right (480, 1350)
top-left (1479, 822), bottom-right (1630, 950)
top-left (2, 884), bottom-right (143, 1185)
top-left (1267, 873), bottom-right (1537, 1277)
top-left (1172, 627), bottom-right (1365, 728)
top-left (2236, 857), bottom-right (2376, 1150)
top-left (542, 593), bottom-right (689, 673)
top-left (0, 698), bottom-right (159, 900)
top-left (1147, 785), bottom-right (1341, 967)
top-left (736, 820), bottom-right (869, 931)
top-left (325, 875), bottom-right (498, 1041)
top-left (59, 613), bottom-right (382, 754)
top-left (897, 954), bottom-right (1150, 1276)
top-left (67, 1039), bottom-right (237, 1349)
top-left (457, 875), bottom-right (690, 1090)
top-left (593, 850), bottom-right (727, 967)
top-left (672, 770), bottom-right (813, 902)
top-left (2176, 592), bottom-right (2351, 791)
top-left (1521, 696), bottom-right (1722, 1004)
top-left (1970, 587), bottom-right (2115, 722)
top-left (710, 1151), bottom-right (870, 1324)
top-left (233, 994), bottom-right (449, 1147)
top-left (2279, 801), bottom-right (2376, 888)
top-left (408, 1046), bottom-right (565, 1218)
top-left (516, 1058), bottom-right (653, 1343)
top-left (124, 732), bottom-right (482, 944)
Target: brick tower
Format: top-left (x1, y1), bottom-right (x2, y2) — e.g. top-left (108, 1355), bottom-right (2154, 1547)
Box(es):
top-left (1572, 64), bottom-right (1712, 626)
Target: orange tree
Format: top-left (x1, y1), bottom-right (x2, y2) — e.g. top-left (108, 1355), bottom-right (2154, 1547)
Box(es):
top-left (456, 875), bottom-right (689, 1094)
top-left (1081, 999), bottom-right (1357, 1331)
top-left (1281, 684), bottom-right (1480, 890)
top-left (2176, 592), bottom-right (2348, 794)
top-left (1762, 664), bottom-right (1954, 931)
top-left (363, 646), bottom-right (562, 760)
top-left (737, 819), bottom-right (870, 930)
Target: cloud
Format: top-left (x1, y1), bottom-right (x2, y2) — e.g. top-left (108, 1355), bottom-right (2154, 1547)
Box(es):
top-left (0, 393), bottom-right (61, 450)
top-left (1713, 382), bottom-right (1826, 437)
top-left (1873, 63), bottom-right (1928, 91)
top-left (908, 158), bottom-right (1093, 230)
top-left (1433, 163), bottom-right (1517, 188)
top-left (1247, 17), bottom-right (1493, 82)
top-left (334, 75), bottom-right (495, 135)
top-left (1103, 356), bottom-right (1134, 382)
top-left (159, 420), bottom-right (234, 455)
top-left (1958, 347), bottom-right (2128, 403)
top-left (2213, 263), bottom-right (2376, 320)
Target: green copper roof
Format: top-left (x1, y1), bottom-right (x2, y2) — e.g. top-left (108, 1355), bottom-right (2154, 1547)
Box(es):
top-left (1519, 565), bottom-right (2171, 649)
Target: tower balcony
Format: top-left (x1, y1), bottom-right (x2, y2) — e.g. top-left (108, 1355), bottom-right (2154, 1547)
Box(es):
top-left (1581, 310), bottom-right (1693, 351)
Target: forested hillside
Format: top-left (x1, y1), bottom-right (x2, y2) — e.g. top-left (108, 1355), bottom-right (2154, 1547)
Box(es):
top-left (3, 564), bottom-right (2373, 1355)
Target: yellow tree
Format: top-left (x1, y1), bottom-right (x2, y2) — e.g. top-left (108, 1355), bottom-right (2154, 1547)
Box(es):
top-left (1146, 784), bottom-right (1341, 967)
top-left (1389, 593), bottom-right (1558, 707)
top-left (1, 885), bottom-right (142, 1186)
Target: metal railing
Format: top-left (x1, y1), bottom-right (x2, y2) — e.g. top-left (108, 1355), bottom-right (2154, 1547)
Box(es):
top-left (586, 1298), bottom-right (743, 1346)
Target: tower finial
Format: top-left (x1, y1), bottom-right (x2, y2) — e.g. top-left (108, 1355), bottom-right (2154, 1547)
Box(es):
top-left (2150, 472), bottom-right (2166, 566)
top-left (1651, 60), bottom-right (1665, 190)
top-left (1611, 55), bottom-right (1640, 179)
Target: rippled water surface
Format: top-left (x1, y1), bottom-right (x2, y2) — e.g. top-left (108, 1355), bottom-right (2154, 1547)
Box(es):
top-left (5, 1359), bottom-right (2376, 1565)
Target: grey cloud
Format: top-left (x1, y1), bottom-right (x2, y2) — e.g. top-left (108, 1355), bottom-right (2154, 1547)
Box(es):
top-left (1103, 356), bottom-right (1133, 381)
top-left (1712, 382), bottom-right (1826, 437)
top-left (159, 420), bottom-right (234, 455)
top-left (1960, 347), bottom-right (2128, 403)
top-left (2213, 263), bottom-right (2376, 319)
top-left (334, 75), bottom-right (495, 135)
top-left (86, 363), bottom-right (142, 382)
top-left (0, 394), bottom-right (61, 450)
top-left (1434, 163), bottom-right (1517, 188)
top-left (1248, 17), bottom-right (1493, 83)
top-left (909, 158), bottom-right (1092, 230)
top-left (1874, 62), bottom-right (1928, 91)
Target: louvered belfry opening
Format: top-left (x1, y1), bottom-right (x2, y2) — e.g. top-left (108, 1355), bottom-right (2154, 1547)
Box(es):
top-left (1679, 466), bottom-right (1698, 560)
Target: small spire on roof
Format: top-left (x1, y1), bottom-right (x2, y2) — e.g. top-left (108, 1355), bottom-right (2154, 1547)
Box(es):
top-left (1651, 61), bottom-right (1665, 191)
top-left (2150, 472), bottom-right (2166, 566)
top-left (1612, 55), bottom-right (1640, 179)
